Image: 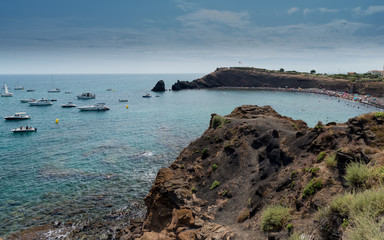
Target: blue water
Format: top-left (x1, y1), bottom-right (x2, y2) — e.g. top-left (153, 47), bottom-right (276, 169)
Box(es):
top-left (0, 74), bottom-right (380, 237)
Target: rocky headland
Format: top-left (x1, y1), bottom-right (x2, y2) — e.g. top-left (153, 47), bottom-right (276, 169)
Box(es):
top-left (114, 105), bottom-right (384, 240)
top-left (171, 67), bottom-right (384, 97)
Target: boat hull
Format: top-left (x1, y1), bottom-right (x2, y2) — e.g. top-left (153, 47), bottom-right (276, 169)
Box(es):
top-left (11, 128), bottom-right (37, 133)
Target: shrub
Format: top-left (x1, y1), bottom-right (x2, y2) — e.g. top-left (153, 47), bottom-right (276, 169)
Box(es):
top-left (211, 115), bottom-right (227, 129)
top-left (374, 111), bottom-right (384, 119)
top-left (325, 154), bottom-right (337, 168)
top-left (302, 178), bottom-right (323, 198)
top-left (210, 180), bottom-right (220, 190)
top-left (261, 205), bottom-right (291, 231)
top-left (344, 162), bottom-right (370, 188)
top-left (326, 187), bottom-right (384, 238)
top-left (317, 151), bottom-right (326, 162)
top-left (315, 121), bottom-right (323, 129)
top-left (286, 223), bottom-right (293, 232)
top-left (202, 148), bottom-right (209, 159)
top-left (212, 163), bottom-right (218, 171)
top-left (309, 167), bottom-right (320, 176)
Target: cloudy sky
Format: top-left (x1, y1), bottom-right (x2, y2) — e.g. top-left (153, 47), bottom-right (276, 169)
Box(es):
top-left (1, 0), bottom-right (383, 74)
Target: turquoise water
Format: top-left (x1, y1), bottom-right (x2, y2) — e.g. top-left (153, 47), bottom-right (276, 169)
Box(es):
top-left (0, 74), bottom-right (380, 236)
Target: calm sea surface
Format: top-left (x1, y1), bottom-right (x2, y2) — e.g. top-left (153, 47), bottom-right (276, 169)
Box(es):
top-left (0, 74), bottom-right (380, 237)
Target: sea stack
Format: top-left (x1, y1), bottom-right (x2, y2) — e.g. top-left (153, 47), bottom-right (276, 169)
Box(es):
top-left (151, 80), bottom-right (166, 92)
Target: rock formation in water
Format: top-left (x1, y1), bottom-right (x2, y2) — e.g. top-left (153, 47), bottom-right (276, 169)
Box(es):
top-left (171, 67), bottom-right (384, 97)
top-left (123, 105), bottom-right (384, 240)
top-left (151, 80), bottom-right (166, 92)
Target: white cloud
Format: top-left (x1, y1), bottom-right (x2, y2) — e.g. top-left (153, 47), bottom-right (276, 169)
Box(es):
top-left (174, 0), bottom-right (195, 11)
top-left (287, 7), bottom-right (299, 15)
top-left (303, 8), bottom-right (339, 15)
top-left (353, 5), bottom-right (384, 16)
top-left (177, 9), bottom-right (250, 28)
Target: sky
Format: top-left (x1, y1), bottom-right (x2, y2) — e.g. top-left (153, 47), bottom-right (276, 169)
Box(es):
top-left (0, 0), bottom-right (383, 74)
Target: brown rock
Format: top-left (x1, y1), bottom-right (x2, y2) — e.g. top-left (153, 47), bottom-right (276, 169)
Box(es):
top-left (167, 208), bottom-right (194, 230)
top-left (178, 230), bottom-right (198, 240)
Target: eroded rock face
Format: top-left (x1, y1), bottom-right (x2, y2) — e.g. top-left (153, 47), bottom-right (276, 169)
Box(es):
top-left (151, 80), bottom-right (166, 92)
top-left (134, 106), bottom-right (384, 239)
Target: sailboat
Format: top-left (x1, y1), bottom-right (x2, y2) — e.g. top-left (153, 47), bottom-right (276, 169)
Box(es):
top-left (1, 83), bottom-right (13, 97)
top-left (47, 75), bottom-right (61, 93)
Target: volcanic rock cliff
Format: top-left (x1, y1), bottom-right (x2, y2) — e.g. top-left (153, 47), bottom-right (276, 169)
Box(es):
top-left (128, 105), bottom-right (384, 240)
top-left (171, 68), bottom-right (384, 97)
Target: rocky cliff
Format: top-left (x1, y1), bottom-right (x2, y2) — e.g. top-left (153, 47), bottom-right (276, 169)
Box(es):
top-left (128, 105), bottom-right (384, 240)
top-left (151, 80), bottom-right (166, 92)
top-left (171, 68), bottom-right (384, 97)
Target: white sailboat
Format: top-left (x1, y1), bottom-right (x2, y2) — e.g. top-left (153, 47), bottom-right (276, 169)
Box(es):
top-left (47, 75), bottom-right (61, 93)
top-left (1, 83), bottom-right (13, 97)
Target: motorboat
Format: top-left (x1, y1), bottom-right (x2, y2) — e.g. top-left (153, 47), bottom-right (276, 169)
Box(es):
top-left (142, 93), bottom-right (152, 98)
top-left (48, 88), bottom-right (61, 93)
top-left (78, 103), bottom-right (110, 111)
top-left (61, 102), bottom-right (77, 108)
top-left (11, 126), bottom-right (37, 133)
top-left (106, 88), bottom-right (113, 91)
top-left (77, 92), bottom-right (95, 99)
top-left (1, 83), bottom-right (13, 97)
top-left (29, 98), bottom-right (53, 106)
top-left (119, 99), bottom-right (128, 102)
top-left (26, 89), bottom-right (36, 92)
top-left (14, 86), bottom-right (24, 90)
top-left (20, 98), bottom-right (36, 103)
top-left (4, 112), bottom-right (30, 120)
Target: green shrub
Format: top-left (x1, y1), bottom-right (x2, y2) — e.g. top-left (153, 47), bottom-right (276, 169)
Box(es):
top-left (315, 121), bottom-right (323, 129)
top-left (210, 180), bottom-right (220, 190)
top-left (374, 111), bottom-right (384, 119)
top-left (212, 163), bottom-right (218, 171)
top-left (290, 171), bottom-right (297, 179)
top-left (302, 178), bottom-right (323, 198)
top-left (344, 162), bottom-right (370, 188)
top-left (202, 148), bottom-right (209, 159)
top-left (309, 167), bottom-right (320, 176)
top-left (286, 223), bottom-right (293, 232)
top-left (261, 205), bottom-right (291, 231)
top-left (211, 115), bottom-right (227, 129)
top-left (325, 154), bottom-right (337, 168)
top-left (317, 151), bottom-right (326, 162)
top-left (327, 187), bottom-right (384, 238)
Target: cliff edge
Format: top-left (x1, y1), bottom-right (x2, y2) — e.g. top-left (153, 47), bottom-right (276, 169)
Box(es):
top-left (172, 68), bottom-right (384, 97)
top-left (132, 105), bottom-right (384, 240)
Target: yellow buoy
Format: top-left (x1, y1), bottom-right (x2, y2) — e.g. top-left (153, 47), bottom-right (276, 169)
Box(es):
top-left (126, 105), bottom-right (129, 109)
top-left (55, 119), bottom-right (59, 124)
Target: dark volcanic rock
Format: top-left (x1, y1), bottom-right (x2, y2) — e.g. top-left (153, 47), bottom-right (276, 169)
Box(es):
top-left (171, 67), bottom-right (384, 97)
top-left (137, 106), bottom-right (384, 240)
top-left (151, 80), bottom-right (166, 92)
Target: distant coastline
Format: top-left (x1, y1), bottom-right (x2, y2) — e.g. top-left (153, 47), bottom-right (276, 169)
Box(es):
top-left (171, 67), bottom-right (384, 99)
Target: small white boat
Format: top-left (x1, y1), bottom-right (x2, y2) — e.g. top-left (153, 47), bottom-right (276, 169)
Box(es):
top-left (14, 86), bottom-right (24, 90)
top-left (4, 112), bottom-right (30, 120)
top-left (78, 103), bottom-right (110, 111)
top-left (48, 88), bottom-right (61, 93)
top-left (29, 98), bottom-right (53, 106)
top-left (77, 92), bottom-right (95, 99)
top-left (106, 88), bottom-right (113, 91)
top-left (20, 98), bottom-right (36, 103)
top-left (119, 99), bottom-right (128, 102)
top-left (11, 126), bottom-right (37, 133)
top-left (26, 89), bottom-right (36, 92)
top-left (142, 93), bottom-right (152, 98)
top-left (1, 83), bottom-right (13, 97)
top-left (61, 102), bottom-right (77, 108)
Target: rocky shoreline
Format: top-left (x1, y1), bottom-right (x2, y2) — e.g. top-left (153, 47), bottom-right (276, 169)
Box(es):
top-left (171, 67), bottom-right (384, 98)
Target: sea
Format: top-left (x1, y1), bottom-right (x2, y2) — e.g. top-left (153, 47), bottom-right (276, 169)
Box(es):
top-left (0, 73), bottom-right (381, 238)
